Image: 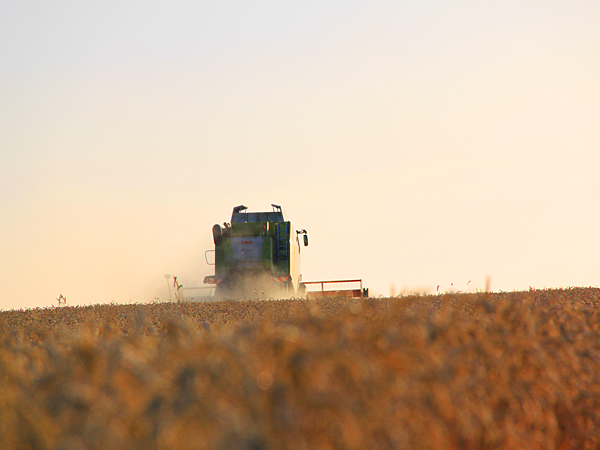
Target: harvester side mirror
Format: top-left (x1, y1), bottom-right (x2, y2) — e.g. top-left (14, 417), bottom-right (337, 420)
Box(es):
top-left (303, 234), bottom-right (309, 246)
top-left (212, 224), bottom-right (223, 246)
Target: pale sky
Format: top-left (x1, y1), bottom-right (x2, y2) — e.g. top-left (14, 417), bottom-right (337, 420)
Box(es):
top-left (1, 1), bottom-right (599, 309)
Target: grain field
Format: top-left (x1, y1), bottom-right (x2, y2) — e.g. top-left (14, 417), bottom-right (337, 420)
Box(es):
top-left (1, 288), bottom-right (600, 449)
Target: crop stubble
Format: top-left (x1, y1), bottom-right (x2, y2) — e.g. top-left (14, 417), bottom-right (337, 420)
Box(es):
top-left (1, 288), bottom-right (600, 449)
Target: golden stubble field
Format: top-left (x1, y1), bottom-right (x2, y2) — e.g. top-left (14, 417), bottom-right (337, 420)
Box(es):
top-left (1, 288), bottom-right (600, 449)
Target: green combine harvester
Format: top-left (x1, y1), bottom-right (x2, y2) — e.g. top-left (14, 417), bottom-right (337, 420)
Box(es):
top-left (204, 204), bottom-right (309, 298)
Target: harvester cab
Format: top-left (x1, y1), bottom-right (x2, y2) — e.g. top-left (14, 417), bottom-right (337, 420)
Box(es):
top-left (204, 204), bottom-right (309, 298)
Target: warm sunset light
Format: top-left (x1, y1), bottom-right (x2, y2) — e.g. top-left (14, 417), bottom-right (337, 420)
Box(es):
top-left (1, 2), bottom-right (598, 309)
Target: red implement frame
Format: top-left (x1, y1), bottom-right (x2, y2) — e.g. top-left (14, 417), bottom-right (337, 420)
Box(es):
top-left (303, 279), bottom-right (364, 299)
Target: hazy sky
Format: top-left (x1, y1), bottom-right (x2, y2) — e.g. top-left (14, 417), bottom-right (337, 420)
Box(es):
top-left (1, 1), bottom-right (599, 309)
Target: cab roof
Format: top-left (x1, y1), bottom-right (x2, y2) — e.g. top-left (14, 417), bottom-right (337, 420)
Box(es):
top-left (231, 204), bottom-right (285, 223)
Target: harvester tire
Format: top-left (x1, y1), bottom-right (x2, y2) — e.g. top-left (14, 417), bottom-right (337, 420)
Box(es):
top-left (298, 283), bottom-right (307, 298)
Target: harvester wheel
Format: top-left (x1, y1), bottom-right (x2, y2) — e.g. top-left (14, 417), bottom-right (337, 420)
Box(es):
top-left (298, 283), bottom-right (307, 298)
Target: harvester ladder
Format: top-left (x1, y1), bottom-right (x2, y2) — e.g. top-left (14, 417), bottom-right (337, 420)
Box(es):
top-left (276, 223), bottom-right (288, 265)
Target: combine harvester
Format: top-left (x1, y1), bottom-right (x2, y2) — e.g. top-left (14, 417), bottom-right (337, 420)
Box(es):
top-left (191, 204), bottom-right (367, 301)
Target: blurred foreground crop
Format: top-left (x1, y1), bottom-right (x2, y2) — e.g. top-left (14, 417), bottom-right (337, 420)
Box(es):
top-left (1, 288), bottom-right (600, 449)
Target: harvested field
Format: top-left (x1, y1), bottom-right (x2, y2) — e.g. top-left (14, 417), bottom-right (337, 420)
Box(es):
top-left (1, 288), bottom-right (600, 449)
